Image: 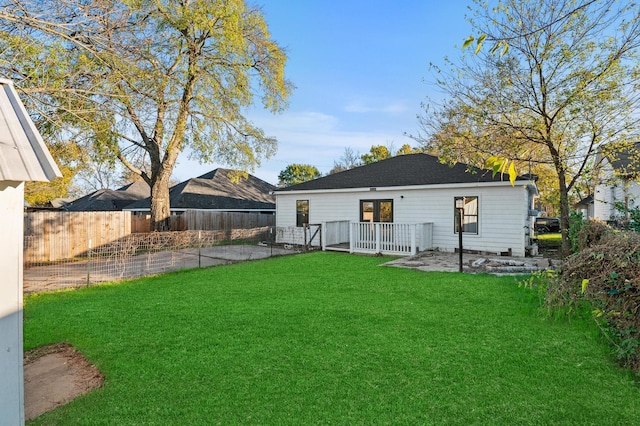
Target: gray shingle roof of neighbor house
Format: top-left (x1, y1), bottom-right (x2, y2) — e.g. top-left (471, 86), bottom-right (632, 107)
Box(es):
top-left (575, 194), bottom-right (594, 207)
top-left (65, 181), bottom-right (151, 211)
top-left (275, 153), bottom-right (533, 192)
top-left (602, 142), bottom-right (640, 174)
top-left (125, 168), bottom-right (276, 211)
top-left (0, 78), bottom-right (61, 182)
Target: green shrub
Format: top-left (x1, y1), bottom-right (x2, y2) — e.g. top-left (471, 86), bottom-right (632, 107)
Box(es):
top-left (546, 231), bottom-right (640, 372)
top-left (575, 218), bottom-right (611, 251)
top-left (568, 211), bottom-right (584, 253)
top-left (612, 201), bottom-right (640, 232)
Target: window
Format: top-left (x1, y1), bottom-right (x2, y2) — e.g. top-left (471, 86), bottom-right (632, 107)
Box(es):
top-left (360, 199), bottom-right (393, 223)
top-left (454, 196), bottom-right (478, 234)
top-left (296, 200), bottom-right (309, 227)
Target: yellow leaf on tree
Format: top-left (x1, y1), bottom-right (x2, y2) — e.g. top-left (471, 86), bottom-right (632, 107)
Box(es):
top-left (508, 161), bottom-right (517, 186)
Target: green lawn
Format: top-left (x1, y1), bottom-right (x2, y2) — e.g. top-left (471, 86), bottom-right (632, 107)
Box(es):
top-left (25, 252), bottom-right (640, 425)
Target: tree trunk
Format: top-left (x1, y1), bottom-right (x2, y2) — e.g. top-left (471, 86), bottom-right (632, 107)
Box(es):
top-left (557, 173), bottom-right (571, 258)
top-left (150, 171), bottom-right (171, 231)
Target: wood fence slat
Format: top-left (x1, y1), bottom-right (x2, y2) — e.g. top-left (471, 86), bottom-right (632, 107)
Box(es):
top-left (24, 210), bottom-right (275, 262)
top-left (24, 211), bottom-right (133, 262)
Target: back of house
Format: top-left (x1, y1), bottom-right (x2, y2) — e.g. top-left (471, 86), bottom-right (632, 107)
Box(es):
top-left (274, 153), bottom-right (538, 257)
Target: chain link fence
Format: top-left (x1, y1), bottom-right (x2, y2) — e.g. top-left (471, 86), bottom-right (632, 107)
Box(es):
top-left (24, 227), bottom-right (310, 293)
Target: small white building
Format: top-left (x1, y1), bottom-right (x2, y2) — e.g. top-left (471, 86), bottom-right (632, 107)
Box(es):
top-left (0, 78), bottom-right (61, 425)
top-left (591, 143), bottom-right (640, 223)
top-left (274, 154), bottom-right (538, 257)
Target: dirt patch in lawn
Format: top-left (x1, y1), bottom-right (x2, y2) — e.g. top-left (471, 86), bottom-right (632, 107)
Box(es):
top-left (24, 343), bottom-right (104, 421)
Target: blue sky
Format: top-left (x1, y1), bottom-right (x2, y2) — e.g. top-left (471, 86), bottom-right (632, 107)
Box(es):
top-left (173, 1), bottom-right (475, 185)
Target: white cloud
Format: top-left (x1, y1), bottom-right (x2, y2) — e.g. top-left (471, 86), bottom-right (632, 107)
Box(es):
top-left (173, 109), bottom-right (415, 185)
top-left (343, 100), bottom-right (409, 115)
top-left (253, 111), bottom-right (339, 133)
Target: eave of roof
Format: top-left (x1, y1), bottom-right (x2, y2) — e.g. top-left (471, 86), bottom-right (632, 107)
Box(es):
top-left (0, 78), bottom-right (61, 182)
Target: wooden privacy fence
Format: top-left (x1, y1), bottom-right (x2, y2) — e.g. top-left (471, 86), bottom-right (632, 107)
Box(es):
top-left (24, 210), bottom-right (276, 262)
top-left (130, 210), bottom-right (275, 233)
top-left (24, 211), bottom-right (132, 263)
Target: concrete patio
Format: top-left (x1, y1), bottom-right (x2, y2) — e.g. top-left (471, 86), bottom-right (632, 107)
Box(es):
top-left (384, 250), bottom-right (559, 274)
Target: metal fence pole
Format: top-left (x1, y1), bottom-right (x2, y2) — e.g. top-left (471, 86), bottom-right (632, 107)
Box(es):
top-left (86, 239), bottom-right (92, 286)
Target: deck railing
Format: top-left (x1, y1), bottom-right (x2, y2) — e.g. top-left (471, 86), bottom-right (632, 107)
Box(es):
top-left (322, 221), bottom-right (433, 256)
top-left (350, 222), bottom-right (416, 255)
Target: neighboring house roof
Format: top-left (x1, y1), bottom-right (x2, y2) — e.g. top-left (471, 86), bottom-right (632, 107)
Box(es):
top-left (49, 197), bottom-right (75, 209)
top-left (0, 78), bottom-right (61, 182)
top-left (575, 194), bottom-right (594, 208)
top-left (600, 142), bottom-right (640, 177)
top-left (125, 168), bottom-right (276, 211)
top-left (275, 153), bottom-right (534, 192)
top-left (65, 181), bottom-right (151, 211)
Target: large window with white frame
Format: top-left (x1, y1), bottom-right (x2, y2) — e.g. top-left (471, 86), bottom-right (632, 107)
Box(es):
top-left (454, 196), bottom-right (478, 234)
top-left (296, 200), bottom-right (309, 227)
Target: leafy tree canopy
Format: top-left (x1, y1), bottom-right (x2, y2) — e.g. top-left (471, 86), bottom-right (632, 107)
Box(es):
top-left (361, 145), bottom-right (391, 165)
top-left (0, 0), bottom-right (292, 228)
top-left (278, 163), bottom-right (321, 187)
top-left (414, 0), bottom-right (640, 256)
top-left (329, 144), bottom-right (423, 174)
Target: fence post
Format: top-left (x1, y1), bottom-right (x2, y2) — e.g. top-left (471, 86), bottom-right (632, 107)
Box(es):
top-left (303, 224), bottom-right (308, 250)
top-left (349, 223), bottom-right (354, 253)
top-left (411, 225), bottom-right (416, 255)
top-left (86, 239), bottom-right (92, 286)
top-left (198, 231), bottom-right (202, 268)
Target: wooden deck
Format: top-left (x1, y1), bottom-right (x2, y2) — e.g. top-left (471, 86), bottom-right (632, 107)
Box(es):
top-left (324, 243), bottom-right (350, 252)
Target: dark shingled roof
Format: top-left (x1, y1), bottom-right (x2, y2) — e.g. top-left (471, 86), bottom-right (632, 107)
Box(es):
top-left (65, 181), bottom-right (150, 211)
top-left (602, 142), bottom-right (640, 175)
top-left (275, 153), bottom-right (530, 192)
top-left (125, 168), bottom-right (275, 211)
top-left (574, 194), bottom-right (594, 207)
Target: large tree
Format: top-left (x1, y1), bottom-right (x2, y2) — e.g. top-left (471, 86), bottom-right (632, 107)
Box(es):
top-left (0, 0), bottom-right (292, 229)
top-left (360, 145), bottom-right (391, 165)
top-left (415, 0), bottom-right (640, 256)
top-left (278, 163), bottom-right (321, 187)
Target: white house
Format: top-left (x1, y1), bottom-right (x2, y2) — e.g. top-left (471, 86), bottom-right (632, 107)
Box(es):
top-left (591, 143), bottom-right (640, 223)
top-left (0, 78), bottom-right (61, 425)
top-left (574, 194), bottom-right (595, 220)
top-left (274, 154), bottom-right (538, 257)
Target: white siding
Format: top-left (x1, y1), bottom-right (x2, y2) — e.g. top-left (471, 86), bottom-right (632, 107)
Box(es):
top-left (594, 160), bottom-right (640, 221)
top-left (628, 183), bottom-right (640, 208)
top-left (275, 183), bottom-right (532, 256)
top-left (0, 181), bottom-right (25, 425)
top-left (0, 79), bottom-right (61, 425)
top-left (594, 161), bottom-right (615, 220)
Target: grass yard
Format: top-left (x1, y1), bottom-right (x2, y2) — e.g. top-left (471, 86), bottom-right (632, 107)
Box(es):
top-left (24, 252), bottom-right (640, 425)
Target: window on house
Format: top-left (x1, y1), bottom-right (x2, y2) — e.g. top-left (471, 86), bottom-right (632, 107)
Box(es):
top-left (296, 200), bottom-right (309, 227)
top-left (360, 199), bottom-right (393, 223)
top-left (454, 196), bottom-right (478, 234)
